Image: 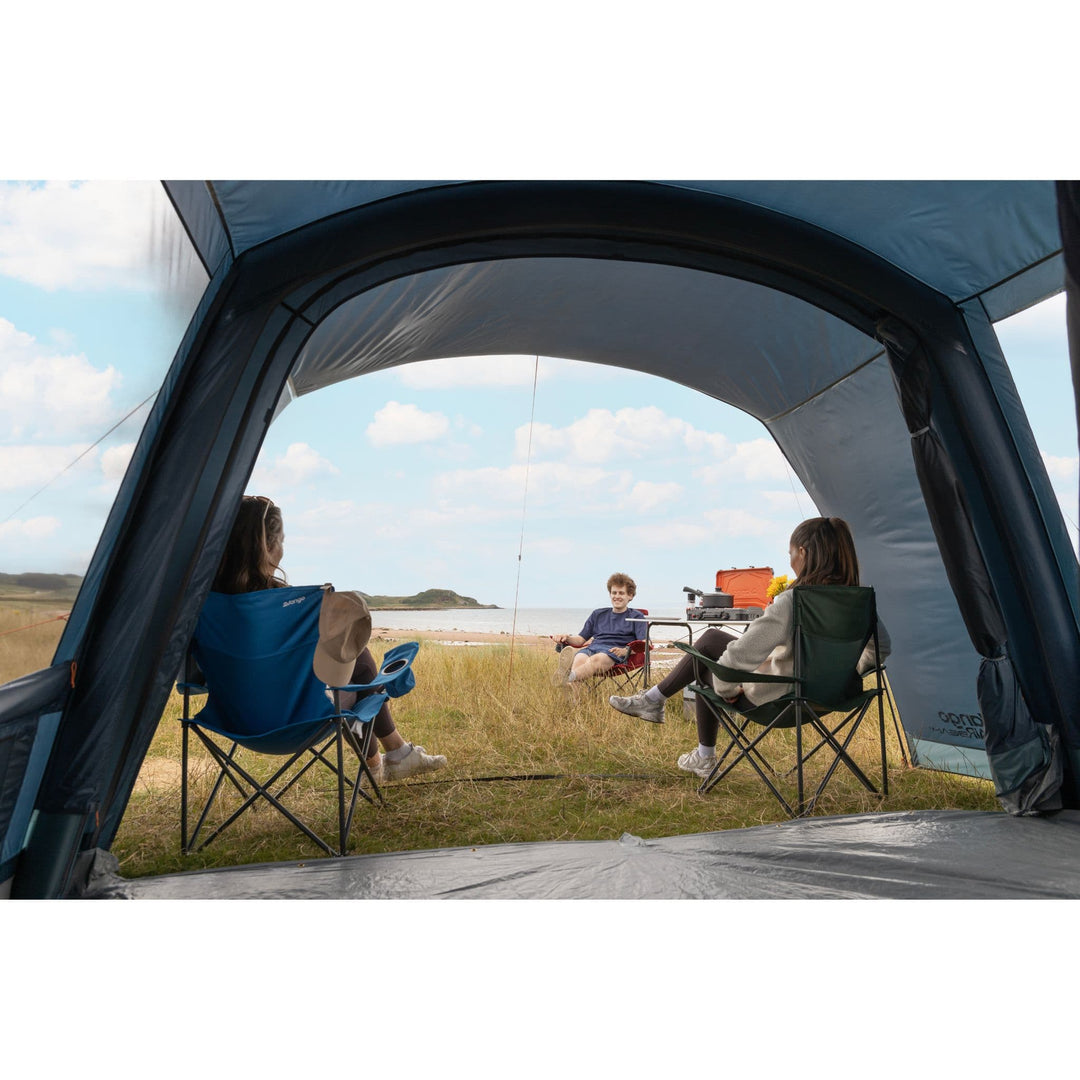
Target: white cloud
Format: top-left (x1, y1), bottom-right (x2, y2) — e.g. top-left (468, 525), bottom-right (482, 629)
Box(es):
top-left (620, 522), bottom-right (710, 548)
top-left (1043, 452), bottom-right (1079, 482)
top-left (995, 293), bottom-right (1067, 347)
top-left (525, 536), bottom-right (577, 557)
top-left (517, 406), bottom-right (732, 464)
top-left (100, 442), bottom-right (136, 482)
top-left (623, 480), bottom-right (683, 513)
top-left (758, 487), bottom-right (816, 520)
top-left (0, 317), bottom-right (121, 438)
top-left (367, 400), bottom-right (450, 446)
top-left (434, 461), bottom-right (631, 508)
top-left (0, 516), bottom-right (61, 540)
top-left (0, 444), bottom-right (96, 492)
top-left (250, 442), bottom-right (341, 490)
top-left (0, 181), bottom-right (177, 291)
top-left (693, 438), bottom-right (791, 484)
top-left (700, 507), bottom-right (780, 536)
top-left (398, 355), bottom-right (552, 389)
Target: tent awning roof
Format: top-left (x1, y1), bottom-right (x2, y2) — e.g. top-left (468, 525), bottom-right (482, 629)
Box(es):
top-left (166, 180), bottom-right (1064, 322)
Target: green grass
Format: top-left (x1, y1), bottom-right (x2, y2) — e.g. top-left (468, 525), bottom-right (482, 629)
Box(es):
top-left (110, 639), bottom-right (1001, 879)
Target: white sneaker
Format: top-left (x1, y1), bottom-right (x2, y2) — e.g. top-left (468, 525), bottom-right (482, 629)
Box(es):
top-left (365, 754), bottom-right (384, 786)
top-left (609, 692), bottom-right (665, 724)
top-left (382, 743), bottom-right (448, 781)
top-left (677, 748), bottom-right (718, 778)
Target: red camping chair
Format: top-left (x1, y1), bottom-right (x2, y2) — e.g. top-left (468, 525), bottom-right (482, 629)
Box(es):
top-left (599, 633), bottom-right (652, 693)
top-left (557, 609), bottom-right (652, 693)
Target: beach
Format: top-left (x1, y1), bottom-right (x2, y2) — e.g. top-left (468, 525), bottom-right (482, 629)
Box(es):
top-left (372, 626), bottom-right (553, 647)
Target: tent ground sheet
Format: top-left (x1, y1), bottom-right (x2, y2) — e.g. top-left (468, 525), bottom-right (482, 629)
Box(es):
top-left (81, 809), bottom-right (1080, 899)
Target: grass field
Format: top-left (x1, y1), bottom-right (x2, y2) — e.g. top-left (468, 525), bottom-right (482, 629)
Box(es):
top-left (1, 598), bottom-right (1000, 880)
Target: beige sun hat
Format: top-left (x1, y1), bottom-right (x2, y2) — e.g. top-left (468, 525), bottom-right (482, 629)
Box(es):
top-left (313, 589), bottom-right (372, 687)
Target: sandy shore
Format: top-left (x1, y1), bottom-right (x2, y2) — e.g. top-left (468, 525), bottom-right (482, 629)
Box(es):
top-left (372, 626), bottom-right (552, 646)
top-left (371, 626), bottom-right (686, 657)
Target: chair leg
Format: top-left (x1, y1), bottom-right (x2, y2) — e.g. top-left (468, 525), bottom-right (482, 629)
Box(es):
top-left (699, 703), bottom-right (799, 816)
top-left (185, 725), bottom-right (376, 857)
top-left (181, 721), bottom-right (189, 854)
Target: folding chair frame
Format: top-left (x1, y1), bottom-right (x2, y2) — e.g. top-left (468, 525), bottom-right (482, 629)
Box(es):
top-left (180, 681), bottom-right (384, 858)
top-left (677, 587), bottom-right (889, 817)
top-left (597, 638), bottom-right (651, 693)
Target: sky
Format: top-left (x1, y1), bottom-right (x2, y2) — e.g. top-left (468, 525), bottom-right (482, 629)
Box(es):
top-left (1, 180), bottom-right (1077, 613)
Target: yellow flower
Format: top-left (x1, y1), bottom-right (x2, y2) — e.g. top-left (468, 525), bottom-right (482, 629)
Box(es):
top-left (766, 574), bottom-right (790, 601)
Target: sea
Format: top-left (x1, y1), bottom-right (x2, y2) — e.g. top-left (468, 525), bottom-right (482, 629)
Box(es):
top-left (368, 606), bottom-right (706, 643)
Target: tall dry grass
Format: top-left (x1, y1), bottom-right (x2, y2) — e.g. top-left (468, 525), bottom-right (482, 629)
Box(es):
top-left (110, 637), bottom-right (1000, 880)
top-left (0, 599), bottom-right (70, 684)
top-left (1, 607), bottom-right (1000, 879)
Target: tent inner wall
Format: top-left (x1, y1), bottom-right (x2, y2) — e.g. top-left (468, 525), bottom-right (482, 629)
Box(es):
top-left (13, 182), bottom-right (1079, 897)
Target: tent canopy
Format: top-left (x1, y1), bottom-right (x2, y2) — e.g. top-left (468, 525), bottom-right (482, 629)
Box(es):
top-left (3, 180), bottom-right (1077, 898)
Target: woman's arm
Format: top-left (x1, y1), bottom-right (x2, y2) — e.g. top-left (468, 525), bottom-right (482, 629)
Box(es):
top-left (857, 616), bottom-right (891, 673)
top-left (710, 590), bottom-right (794, 696)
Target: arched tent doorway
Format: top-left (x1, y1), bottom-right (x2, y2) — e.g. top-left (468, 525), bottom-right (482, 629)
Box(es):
top-left (4, 180), bottom-right (1078, 898)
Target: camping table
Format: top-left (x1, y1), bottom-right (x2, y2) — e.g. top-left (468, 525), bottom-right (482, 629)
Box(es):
top-left (627, 615), bottom-right (760, 685)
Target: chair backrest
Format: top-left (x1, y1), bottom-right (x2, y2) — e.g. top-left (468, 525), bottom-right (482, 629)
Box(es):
top-left (791, 586), bottom-right (877, 707)
top-left (191, 585), bottom-right (334, 737)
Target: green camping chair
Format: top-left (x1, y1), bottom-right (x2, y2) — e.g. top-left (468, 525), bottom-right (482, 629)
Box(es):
top-left (675, 585), bottom-right (888, 817)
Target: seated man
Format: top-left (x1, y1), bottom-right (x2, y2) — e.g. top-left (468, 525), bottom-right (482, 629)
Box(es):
top-left (554, 573), bottom-right (645, 684)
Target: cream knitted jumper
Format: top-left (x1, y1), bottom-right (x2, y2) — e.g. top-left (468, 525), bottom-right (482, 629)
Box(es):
top-left (711, 587), bottom-right (892, 706)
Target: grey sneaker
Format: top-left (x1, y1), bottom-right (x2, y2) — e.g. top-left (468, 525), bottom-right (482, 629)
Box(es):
top-left (383, 743), bottom-right (447, 781)
top-left (609, 692), bottom-right (665, 724)
top-left (552, 645), bottom-right (579, 685)
top-left (677, 748), bottom-right (718, 778)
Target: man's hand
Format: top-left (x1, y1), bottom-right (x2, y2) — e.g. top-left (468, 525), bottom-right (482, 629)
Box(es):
top-left (612, 646), bottom-right (629, 659)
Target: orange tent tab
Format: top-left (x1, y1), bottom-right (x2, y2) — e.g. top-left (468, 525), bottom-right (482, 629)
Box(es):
top-left (715, 567), bottom-right (774, 610)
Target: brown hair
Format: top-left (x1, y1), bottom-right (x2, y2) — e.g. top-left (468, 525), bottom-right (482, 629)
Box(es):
top-left (789, 517), bottom-right (860, 587)
top-left (607, 572), bottom-right (636, 598)
top-left (212, 495), bottom-right (287, 594)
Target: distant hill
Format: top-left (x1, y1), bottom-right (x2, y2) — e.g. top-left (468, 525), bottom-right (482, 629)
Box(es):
top-left (360, 588), bottom-right (498, 610)
top-left (0, 572), bottom-right (83, 602)
top-left (0, 575), bottom-right (496, 611)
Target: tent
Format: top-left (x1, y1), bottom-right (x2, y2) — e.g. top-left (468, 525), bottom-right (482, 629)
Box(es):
top-left (2, 180), bottom-right (1078, 899)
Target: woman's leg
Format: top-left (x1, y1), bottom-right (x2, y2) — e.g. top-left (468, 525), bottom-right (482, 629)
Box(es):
top-left (655, 628), bottom-right (736, 698)
top-left (658, 628), bottom-right (736, 747)
top-left (340, 648), bottom-right (447, 779)
top-left (610, 628), bottom-right (736, 727)
top-left (341, 649), bottom-right (404, 761)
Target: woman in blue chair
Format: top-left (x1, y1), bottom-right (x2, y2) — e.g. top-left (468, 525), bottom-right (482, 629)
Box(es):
top-left (213, 495), bottom-right (447, 782)
top-left (609, 516), bottom-right (890, 778)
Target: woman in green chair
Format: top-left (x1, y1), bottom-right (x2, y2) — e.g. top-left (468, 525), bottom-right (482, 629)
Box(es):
top-left (609, 516), bottom-right (890, 777)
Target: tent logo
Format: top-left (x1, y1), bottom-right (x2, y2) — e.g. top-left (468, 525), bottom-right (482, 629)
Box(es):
top-left (281, 595), bottom-right (307, 608)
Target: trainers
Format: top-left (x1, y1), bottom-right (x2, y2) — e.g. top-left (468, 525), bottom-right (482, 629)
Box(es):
top-left (364, 754), bottom-right (384, 786)
top-left (382, 743), bottom-right (448, 781)
top-left (552, 645), bottom-right (579, 685)
top-left (609, 692), bottom-right (665, 724)
top-left (677, 748), bottom-right (718, 778)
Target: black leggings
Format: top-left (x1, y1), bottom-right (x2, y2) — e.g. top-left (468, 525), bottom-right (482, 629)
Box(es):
top-left (341, 647), bottom-right (396, 742)
top-left (655, 627), bottom-right (737, 748)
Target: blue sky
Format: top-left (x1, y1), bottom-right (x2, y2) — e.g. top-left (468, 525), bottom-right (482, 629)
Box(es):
top-left (1, 180), bottom-right (1076, 611)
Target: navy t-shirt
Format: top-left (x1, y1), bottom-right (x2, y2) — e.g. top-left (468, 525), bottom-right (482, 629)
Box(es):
top-left (579, 606), bottom-right (645, 650)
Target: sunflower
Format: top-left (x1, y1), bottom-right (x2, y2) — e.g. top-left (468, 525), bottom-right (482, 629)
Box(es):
top-left (765, 574), bottom-right (790, 602)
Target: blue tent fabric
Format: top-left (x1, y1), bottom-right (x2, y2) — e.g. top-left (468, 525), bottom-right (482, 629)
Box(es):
top-left (3, 180), bottom-right (1078, 898)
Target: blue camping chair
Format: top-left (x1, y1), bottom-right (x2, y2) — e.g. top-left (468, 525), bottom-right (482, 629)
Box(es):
top-left (179, 585), bottom-right (419, 857)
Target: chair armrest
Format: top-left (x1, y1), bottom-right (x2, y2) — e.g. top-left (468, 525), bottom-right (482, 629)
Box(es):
top-left (673, 642), bottom-right (801, 686)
